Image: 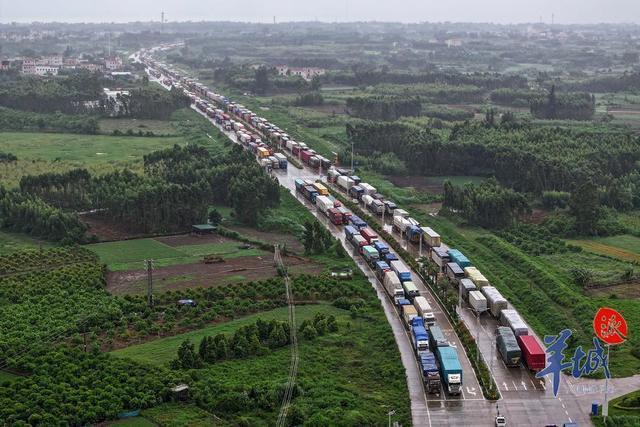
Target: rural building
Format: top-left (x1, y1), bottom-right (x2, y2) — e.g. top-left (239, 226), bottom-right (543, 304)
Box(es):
top-left (105, 56), bottom-right (123, 70)
top-left (21, 58), bottom-right (36, 74)
top-left (275, 65), bottom-right (325, 81)
top-left (35, 65), bottom-right (59, 76)
top-left (191, 224), bottom-right (217, 235)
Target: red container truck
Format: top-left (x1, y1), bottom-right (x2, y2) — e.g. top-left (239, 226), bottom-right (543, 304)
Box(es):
top-left (328, 208), bottom-right (343, 225)
top-left (517, 335), bottom-right (545, 371)
top-left (360, 227), bottom-right (379, 245)
top-left (300, 150), bottom-right (313, 163)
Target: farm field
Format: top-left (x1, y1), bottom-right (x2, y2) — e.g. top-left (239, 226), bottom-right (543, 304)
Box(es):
top-left (0, 230), bottom-right (51, 255)
top-left (568, 234), bottom-right (640, 260)
top-left (388, 174), bottom-right (486, 195)
top-left (98, 118), bottom-right (178, 136)
top-left (142, 403), bottom-right (223, 427)
top-left (112, 303), bottom-right (344, 365)
top-left (0, 131), bottom-right (185, 187)
top-left (107, 417), bottom-right (157, 427)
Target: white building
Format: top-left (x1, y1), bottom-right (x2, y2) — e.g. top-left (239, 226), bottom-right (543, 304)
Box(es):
top-left (276, 65), bottom-right (325, 81)
top-left (105, 56), bottom-right (123, 70)
top-left (35, 65), bottom-right (59, 76)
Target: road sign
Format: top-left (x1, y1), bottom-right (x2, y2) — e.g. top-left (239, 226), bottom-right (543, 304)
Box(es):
top-left (593, 307), bottom-right (628, 345)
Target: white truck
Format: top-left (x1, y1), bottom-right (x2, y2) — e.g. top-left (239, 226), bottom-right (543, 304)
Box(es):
top-left (481, 286), bottom-right (508, 318)
top-left (383, 271), bottom-right (405, 302)
top-left (360, 183), bottom-right (376, 196)
top-left (337, 175), bottom-right (355, 191)
top-left (315, 195), bottom-right (334, 215)
top-left (393, 215), bottom-right (412, 233)
top-left (361, 194), bottom-right (374, 208)
top-left (402, 305), bottom-right (418, 328)
top-left (464, 266), bottom-right (490, 287)
top-left (393, 208), bottom-right (409, 219)
top-left (413, 296), bottom-right (436, 325)
top-left (421, 227), bottom-right (441, 247)
top-left (500, 309), bottom-right (529, 336)
top-left (468, 290), bottom-right (488, 313)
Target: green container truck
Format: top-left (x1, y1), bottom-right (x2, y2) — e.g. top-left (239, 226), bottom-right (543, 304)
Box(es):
top-left (496, 326), bottom-right (521, 368)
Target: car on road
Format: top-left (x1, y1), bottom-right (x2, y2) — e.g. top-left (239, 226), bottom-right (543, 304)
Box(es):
top-left (495, 416), bottom-right (506, 427)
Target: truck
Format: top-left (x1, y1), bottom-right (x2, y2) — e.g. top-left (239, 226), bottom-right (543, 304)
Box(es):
top-left (459, 278), bottom-right (477, 301)
top-left (373, 241), bottom-right (389, 256)
top-left (362, 245), bottom-right (380, 267)
top-left (350, 175), bottom-right (361, 185)
top-left (406, 225), bottom-right (424, 244)
top-left (464, 266), bottom-right (490, 288)
top-left (315, 195), bottom-right (334, 215)
top-left (446, 262), bottom-right (465, 283)
top-left (496, 326), bottom-right (522, 368)
top-left (337, 175), bottom-right (355, 191)
top-left (402, 281), bottom-right (420, 300)
top-left (447, 249), bottom-right (471, 268)
top-left (302, 186), bottom-right (319, 203)
top-left (274, 153), bottom-right (288, 169)
top-left (294, 178), bottom-right (305, 192)
top-left (360, 183), bottom-right (376, 196)
top-left (349, 215), bottom-right (367, 230)
top-left (412, 325), bottom-right (430, 356)
top-left (436, 346), bottom-right (463, 395)
top-left (428, 324), bottom-right (448, 348)
top-left (360, 227), bottom-right (378, 245)
top-left (368, 199), bottom-right (385, 215)
top-left (327, 208), bottom-right (343, 225)
top-left (421, 227), bottom-right (441, 247)
top-left (374, 261), bottom-right (391, 281)
top-left (402, 305), bottom-right (418, 328)
top-left (390, 260), bottom-right (412, 282)
top-left (351, 235), bottom-right (368, 253)
top-left (430, 247), bottom-right (450, 271)
top-left (420, 351), bottom-right (442, 394)
top-left (393, 208), bottom-right (409, 219)
top-left (393, 215), bottom-right (411, 234)
top-left (384, 252), bottom-right (399, 263)
top-left (344, 225), bottom-right (359, 242)
top-left (468, 290), bottom-right (488, 313)
top-left (384, 200), bottom-right (397, 215)
top-left (349, 185), bottom-right (364, 200)
top-left (383, 271), bottom-right (405, 302)
top-left (312, 182), bottom-right (329, 196)
top-left (481, 286), bottom-right (508, 318)
top-left (361, 194), bottom-right (374, 209)
top-left (413, 296), bottom-right (436, 325)
top-left (337, 207), bottom-right (352, 224)
top-left (396, 298), bottom-right (411, 311)
top-left (500, 309), bottom-right (529, 337)
top-left (517, 334), bottom-right (546, 372)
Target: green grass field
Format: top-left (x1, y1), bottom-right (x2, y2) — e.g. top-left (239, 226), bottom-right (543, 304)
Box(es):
top-left (593, 389), bottom-right (640, 426)
top-left (98, 118), bottom-right (178, 136)
top-left (112, 304), bottom-right (343, 366)
top-left (87, 237), bottom-right (267, 271)
top-left (0, 132), bottom-right (185, 188)
top-left (107, 417), bottom-right (157, 427)
top-left (142, 403), bottom-right (222, 427)
top-left (568, 235), bottom-right (640, 263)
top-left (0, 231), bottom-right (52, 255)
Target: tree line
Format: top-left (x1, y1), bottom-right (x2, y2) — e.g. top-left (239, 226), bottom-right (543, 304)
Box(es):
top-left (530, 86), bottom-right (595, 120)
top-left (346, 96), bottom-right (422, 121)
top-left (0, 107), bottom-right (99, 133)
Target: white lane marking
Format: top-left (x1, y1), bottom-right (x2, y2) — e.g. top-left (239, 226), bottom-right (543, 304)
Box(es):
top-left (530, 378), bottom-right (536, 388)
top-left (540, 382), bottom-right (546, 391)
top-left (512, 381), bottom-right (518, 390)
top-left (503, 382), bottom-right (509, 391)
top-left (562, 403), bottom-right (566, 409)
top-left (466, 386), bottom-right (477, 396)
top-left (521, 381), bottom-right (527, 391)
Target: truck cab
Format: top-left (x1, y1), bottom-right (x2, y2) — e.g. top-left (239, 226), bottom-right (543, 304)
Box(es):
top-left (412, 325), bottom-right (430, 356)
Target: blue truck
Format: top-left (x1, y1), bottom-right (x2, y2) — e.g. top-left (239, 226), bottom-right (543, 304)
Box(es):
top-left (390, 260), bottom-right (412, 282)
top-left (344, 225), bottom-right (359, 242)
top-left (384, 252), bottom-right (399, 263)
top-left (349, 215), bottom-right (368, 230)
top-left (302, 185), bottom-right (319, 203)
top-left (412, 325), bottom-right (430, 356)
top-left (374, 260), bottom-right (390, 281)
top-left (373, 241), bottom-right (389, 256)
top-left (406, 225), bottom-right (424, 244)
top-left (396, 298), bottom-right (411, 310)
top-left (447, 249), bottom-right (471, 268)
top-left (349, 185), bottom-right (364, 200)
top-left (436, 346), bottom-right (463, 395)
top-left (419, 351), bottom-right (442, 394)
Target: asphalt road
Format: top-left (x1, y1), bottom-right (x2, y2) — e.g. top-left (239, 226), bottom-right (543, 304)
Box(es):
top-left (142, 60), bottom-right (640, 426)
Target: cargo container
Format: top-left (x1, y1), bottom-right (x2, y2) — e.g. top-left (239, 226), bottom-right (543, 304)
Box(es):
top-left (360, 183), bottom-right (376, 196)
top-left (369, 199), bottom-right (385, 215)
top-left (393, 209), bottom-right (409, 219)
top-left (327, 169), bottom-right (341, 183)
top-left (309, 156), bottom-right (320, 169)
top-left (302, 186), bottom-right (319, 203)
top-left (257, 147), bottom-right (271, 159)
top-left (294, 179), bottom-right (305, 192)
top-left (344, 225), bottom-right (359, 242)
top-left (393, 216), bottom-right (411, 233)
top-left (428, 324), bottom-right (448, 349)
top-left (402, 305), bottom-right (418, 328)
top-left (349, 215), bottom-right (367, 229)
top-left (431, 247), bottom-right (450, 270)
top-left (337, 175), bottom-right (355, 191)
top-left (517, 335), bottom-right (545, 372)
top-left (459, 278), bottom-right (477, 301)
top-left (315, 195), bottom-right (334, 215)
top-left (373, 241), bottom-right (389, 256)
top-left (384, 271), bottom-right (405, 302)
top-left (390, 260), bottom-right (412, 282)
top-left (384, 252), bottom-right (399, 263)
top-left (328, 208), bottom-right (343, 225)
top-left (351, 235), bottom-right (368, 253)
top-left (384, 200), bottom-right (397, 215)
top-left (468, 290), bottom-right (488, 313)
top-left (447, 249), bottom-right (471, 268)
top-left (300, 150), bottom-right (313, 163)
top-left (274, 153), bottom-right (288, 169)
top-left (497, 326), bottom-right (522, 367)
top-left (374, 261), bottom-right (391, 280)
top-left (406, 225), bottom-right (424, 244)
top-left (402, 281), bottom-right (420, 300)
top-left (412, 325), bottom-right (430, 356)
top-left (312, 182), bottom-right (329, 196)
top-left (360, 227), bottom-right (378, 245)
top-left (464, 266), bottom-right (490, 287)
top-left (414, 296), bottom-right (436, 325)
top-left (421, 227), bottom-right (441, 248)
top-left (446, 262), bottom-right (465, 283)
top-left (337, 207), bottom-right (351, 224)
top-left (481, 286), bottom-right (508, 318)
top-left (350, 175), bottom-right (361, 185)
top-left (349, 185), bottom-right (365, 200)
top-left (420, 351), bottom-right (442, 394)
top-left (500, 309), bottom-right (529, 337)
top-left (396, 298), bottom-right (411, 309)
top-left (361, 194), bottom-right (374, 208)
top-left (319, 157), bottom-right (331, 170)
top-left (436, 346), bottom-right (463, 395)
top-left (362, 245), bottom-right (380, 266)
top-left (372, 193), bottom-right (385, 201)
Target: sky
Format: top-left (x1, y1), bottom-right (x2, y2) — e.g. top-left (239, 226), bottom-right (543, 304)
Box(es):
top-left (0, 0), bottom-right (638, 25)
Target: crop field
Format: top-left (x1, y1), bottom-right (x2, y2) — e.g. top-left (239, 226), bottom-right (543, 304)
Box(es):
top-left (568, 235), bottom-right (640, 263)
top-left (113, 304), bottom-right (343, 365)
top-left (0, 231), bottom-right (51, 255)
top-left (0, 132), bottom-right (185, 188)
top-left (98, 118), bottom-right (178, 136)
top-left (142, 403), bottom-right (222, 427)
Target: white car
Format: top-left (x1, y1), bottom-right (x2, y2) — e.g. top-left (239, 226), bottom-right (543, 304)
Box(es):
top-left (495, 416), bottom-right (506, 427)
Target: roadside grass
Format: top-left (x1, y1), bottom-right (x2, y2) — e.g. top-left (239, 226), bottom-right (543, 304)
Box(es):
top-left (106, 417), bottom-right (157, 427)
top-left (592, 389), bottom-right (640, 426)
top-left (98, 118), bottom-right (177, 136)
top-left (0, 132), bottom-right (185, 188)
top-left (87, 238), bottom-right (267, 271)
top-left (0, 230), bottom-right (52, 255)
top-left (567, 235), bottom-right (640, 264)
top-left (142, 403), bottom-right (224, 427)
top-left (256, 187), bottom-right (314, 238)
top-left (356, 170), bottom-right (442, 205)
top-left (112, 304), bottom-right (344, 366)
top-left (543, 250), bottom-right (638, 283)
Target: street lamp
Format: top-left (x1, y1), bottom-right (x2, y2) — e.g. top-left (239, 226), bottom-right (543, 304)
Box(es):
top-left (387, 409), bottom-right (395, 427)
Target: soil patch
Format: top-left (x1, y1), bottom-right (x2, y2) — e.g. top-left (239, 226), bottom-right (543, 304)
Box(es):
top-left (107, 254), bottom-right (321, 295)
top-left (155, 233), bottom-right (233, 247)
top-left (522, 208), bottom-right (551, 224)
top-left (226, 225), bottom-right (304, 254)
top-left (80, 213), bottom-right (188, 242)
top-left (585, 279), bottom-right (640, 298)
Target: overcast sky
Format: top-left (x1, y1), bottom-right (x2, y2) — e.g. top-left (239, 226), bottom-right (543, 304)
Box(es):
top-left (0, 0), bottom-right (638, 25)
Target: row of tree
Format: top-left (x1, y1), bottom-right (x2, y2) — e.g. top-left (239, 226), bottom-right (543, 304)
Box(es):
top-left (346, 96), bottom-right (422, 121)
top-left (0, 107), bottom-right (99, 133)
top-left (530, 86), bottom-right (595, 120)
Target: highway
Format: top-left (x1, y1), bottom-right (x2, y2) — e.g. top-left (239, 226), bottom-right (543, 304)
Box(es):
top-left (139, 52), bottom-right (640, 426)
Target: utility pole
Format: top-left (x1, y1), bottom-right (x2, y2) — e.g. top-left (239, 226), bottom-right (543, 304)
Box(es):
top-left (161, 11), bottom-right (165, 32)
top-left (107, 32), bottom-right (111, 57)
top-left (476, 311), bottom-right (481, 362)
top-left (387, 409), bottom-right (395, 427)
top-left (350, 140), bottom-right (354, 173)
top-left (145, 259), bottom-right (154, 307)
